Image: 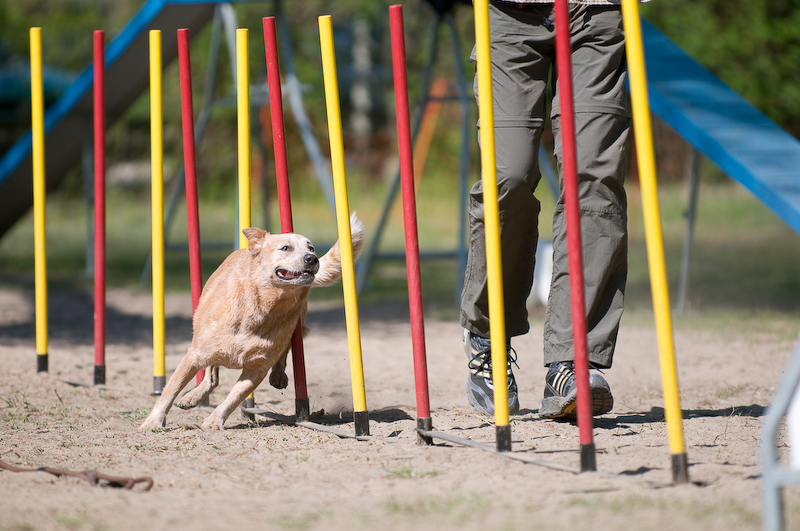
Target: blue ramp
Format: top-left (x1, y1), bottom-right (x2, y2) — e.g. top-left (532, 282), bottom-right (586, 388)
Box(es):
top-left (0, 0), bottom-right (218, 238)
top-left (642, 19), bottom-right (800, 234)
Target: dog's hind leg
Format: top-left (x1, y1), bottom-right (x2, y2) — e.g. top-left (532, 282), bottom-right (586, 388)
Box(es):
top-left (140, 349), bottom-right (204, 430)
top-left (202, 365), bottom-right (268, 429)
top-left (176, 366), bottom-right (219, 409)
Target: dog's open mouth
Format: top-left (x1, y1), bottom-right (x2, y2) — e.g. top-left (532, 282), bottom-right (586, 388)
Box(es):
top-left (275, 268), bottom-right (314, 283)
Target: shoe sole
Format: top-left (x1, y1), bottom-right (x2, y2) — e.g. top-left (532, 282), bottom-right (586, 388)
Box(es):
top-left (538, 383), bottom-right (613, 420)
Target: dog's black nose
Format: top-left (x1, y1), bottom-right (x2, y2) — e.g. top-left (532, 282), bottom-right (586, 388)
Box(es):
top-left (304, 253), bottom-right (318, 266)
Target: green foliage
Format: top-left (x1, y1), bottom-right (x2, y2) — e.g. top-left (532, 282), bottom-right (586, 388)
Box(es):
top-left (642, 0), bottom-right (800, 137)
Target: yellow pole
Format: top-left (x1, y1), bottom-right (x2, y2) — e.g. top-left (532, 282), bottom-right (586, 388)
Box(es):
top-left (30, 27), bottom-right (48, 373)
top-left (318, 15), bottom-right (369, 437)
top-left (150, 30), bottom-right (166, 394)
top-left (236, 28), bottom-right (251, 249)
top-left (621, 0), bottom-right (689, 483)
top-left (473, 0), bottom-right (511, 451)
top-left (236, 28), bottom-right (257, 412)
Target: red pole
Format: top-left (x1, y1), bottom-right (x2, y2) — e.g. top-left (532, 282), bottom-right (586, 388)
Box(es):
top-left (177, 28), bottom-right (204, 384)
top-left (263, 16), bottom-right (309, 421)
top-left (390, 5), bottom-right (432, 440)
top-left (93, 30), bottom-right (106, 386)
top-left (553, 0), bottom-right (595, 471)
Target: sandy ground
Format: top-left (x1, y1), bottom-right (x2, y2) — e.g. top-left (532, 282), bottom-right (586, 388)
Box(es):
top-left (1, 285), bottom-right (799, 530)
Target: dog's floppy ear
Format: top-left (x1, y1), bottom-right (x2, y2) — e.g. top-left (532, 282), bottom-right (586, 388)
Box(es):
top-left (242, 227), bottom-right (269, 255)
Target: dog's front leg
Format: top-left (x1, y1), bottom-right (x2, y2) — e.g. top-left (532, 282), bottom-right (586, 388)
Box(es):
top-left (202, 366), bottom-right (268, 429)
top-left (268, 349), bottom-right (289, 389)
top-left (140, 350), bottom-right (203, 430)
top-left (176, 366), bottom-right (219, 409)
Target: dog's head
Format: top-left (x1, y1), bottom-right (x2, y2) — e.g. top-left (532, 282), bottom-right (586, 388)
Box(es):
top-left (242, 228), bottom-right (319, 286)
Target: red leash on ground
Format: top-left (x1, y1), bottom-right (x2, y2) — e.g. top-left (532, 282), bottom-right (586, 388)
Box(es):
top-left (0, 458), bottom-right (153, 491)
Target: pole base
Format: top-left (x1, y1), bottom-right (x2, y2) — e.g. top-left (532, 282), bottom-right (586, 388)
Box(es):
top-left (36, 353), bottom-right (48, 373)
top-left (295, 397), bottom-right (310, 422)
top-left (153, 376), bottom-right (166, 396)
top-left (94, 364), bottom-right (106, 386)
top-left (417, 417), bottom-right (433, 445)
top-left (580, 443), bottom-right (597, 472)
top-left (496, 424), bottom-right (511, 452)
top-left (354, 410), bottom-right (370, 437)
top-left (672, 452), bottom-right (690, 484)
top-left (242, 396), bottom-right (255, 421)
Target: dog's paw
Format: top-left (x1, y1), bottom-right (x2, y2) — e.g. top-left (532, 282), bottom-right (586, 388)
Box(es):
top-left (176, 389), bottom-right (204, 410)
top-left (201, 415), bottom-right (226, 430)
top-left (139, 416), bottom-right (165, 431)
top-left (269, 367), bottom-right (288, 389)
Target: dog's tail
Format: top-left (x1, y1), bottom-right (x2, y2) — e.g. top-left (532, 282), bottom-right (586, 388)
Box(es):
top-left (314, 212), bottom-right (366, 287)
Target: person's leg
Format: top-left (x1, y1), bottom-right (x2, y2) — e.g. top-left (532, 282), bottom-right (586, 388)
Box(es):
top-left (539, 5), bottom-right (629, 419)
top-left (460, 2), bottom-right (555, 414)
top-left (461, 1), bottom-right (554, 339)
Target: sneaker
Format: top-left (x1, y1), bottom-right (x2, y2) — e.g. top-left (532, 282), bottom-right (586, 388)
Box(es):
top-left (464, 329), bottom-right (520, 415)
top-left (538, 361), bottom-right (613, 419)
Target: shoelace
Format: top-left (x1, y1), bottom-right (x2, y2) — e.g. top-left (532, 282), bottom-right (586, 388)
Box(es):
top-left (469, 337), bottom-right (519, 378)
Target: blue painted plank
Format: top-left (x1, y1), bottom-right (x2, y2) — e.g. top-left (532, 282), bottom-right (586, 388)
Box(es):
top-left (643, 19), bottom-right (800, 234)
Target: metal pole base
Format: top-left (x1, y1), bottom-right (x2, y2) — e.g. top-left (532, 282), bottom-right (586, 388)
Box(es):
top-left (672, 452), bottom-right (690, 484)
top-left (153, 376), bottom-right (166, 396)
top-left (295, 397), bottom-right (310, 422)
top-left (354, 410), bottom-right (370, 437)
top-left (36, 353), bottom-right (48, 373)
top-left (496, 424), bottom-right (511, 452)
top-left (94, 364), bottom-right (105, 386)
top-left (580, 443), bottom-right (597, 472)
top-left (417, 417), bottom-right (433, 445)
top-left (242, 396), bottom-right (255, 421)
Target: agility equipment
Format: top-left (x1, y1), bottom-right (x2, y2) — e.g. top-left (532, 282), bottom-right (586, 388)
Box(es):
top-left (621, 0), bottom-right (689, 484)
top-left (177, 27), bottom-right (205, 384)
top-left (553, 0), bottom-right (596, 472)
top-left (389, 4), bottom-right (433, 444)
top-left (149, 30), bottom-right (166, 395)
top-left (318, 14), bottom-right (370, 437)
top-left (472, 0), bottom-right (511, 452)
top-left (263, 15), bottom-right (311, 422)
top-left (30, 27), bottom-right (48, 374)
top-left (93, 30), bottom-right (107, 386)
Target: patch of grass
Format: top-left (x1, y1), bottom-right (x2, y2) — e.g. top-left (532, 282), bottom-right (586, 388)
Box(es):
top-left (565, 493), bottom-right (759, 526)
top-left (269, 512), bottom-right (322, 531)
top-left (1, 172), bottom-right (798, 338)
top-left (383, 492), bottom-right (481, 523)
top-left (51, 512), bottom-right (108, 531)
top-left (120, 407), bottom-right (151, 423)
top-left (384, 463), bottom-right (439, 479)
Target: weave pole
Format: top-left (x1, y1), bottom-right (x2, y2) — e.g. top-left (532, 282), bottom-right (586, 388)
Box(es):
top-left (620, 0), bottom-right (689, 484)
top-left (237, 28), bottom-right (251, 250)
top-left (318, 15), bottom-right (370, 437)
top-left (149, 30), bottom-right (166, 395)
top-left (177, 28), bottom-right (204, 384)
top-left (30, 27), bottom-right (48, 374)
top-left (473, 0), bottom-right (511, 452)
top-left (263, 16), bottom-right (311, 422)
top-left (389, 4), bottom-right (433, 445)
top-left (93, 30), bottom-right (107, 386)
top-left (553, 0), bottom-right (596, 472)
top-left (236, 28), bottom-right (256, 414)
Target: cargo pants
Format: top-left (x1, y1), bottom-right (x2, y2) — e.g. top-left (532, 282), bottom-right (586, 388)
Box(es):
top-left (460, 1), bottom-right (630, 369)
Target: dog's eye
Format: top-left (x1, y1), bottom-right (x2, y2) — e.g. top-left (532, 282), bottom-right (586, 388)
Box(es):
top-left (280, 245), bottom-right (291, 252)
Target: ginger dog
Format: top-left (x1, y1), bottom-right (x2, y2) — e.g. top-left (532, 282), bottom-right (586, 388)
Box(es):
top-left (140, 214), bottom-right (364, 430)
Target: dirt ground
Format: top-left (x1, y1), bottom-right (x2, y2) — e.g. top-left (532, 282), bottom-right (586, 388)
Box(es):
top-left (1, 285), bottom-right (799, 530)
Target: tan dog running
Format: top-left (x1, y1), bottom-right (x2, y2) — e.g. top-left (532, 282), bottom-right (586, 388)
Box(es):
top-left (140, 214), bottom-right (365, 430)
